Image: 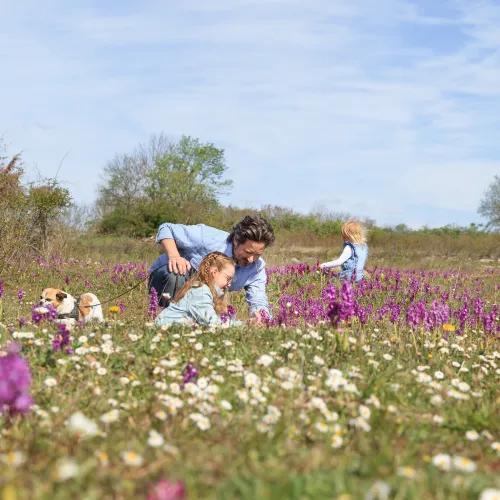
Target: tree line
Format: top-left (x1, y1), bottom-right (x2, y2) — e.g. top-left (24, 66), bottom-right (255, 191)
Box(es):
top-left (95, 133), bottom-right (500, 237)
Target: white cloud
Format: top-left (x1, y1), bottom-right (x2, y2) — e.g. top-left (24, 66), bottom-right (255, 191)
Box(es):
top-left (0, 0), bottom-right (499, 227)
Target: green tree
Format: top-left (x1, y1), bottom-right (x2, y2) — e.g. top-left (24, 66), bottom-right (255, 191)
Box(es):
top-left (97, 133), bottom-right (171, 214)
top-left (478, 175), bottom-right (500, 231)
top-left (146, 135), bottom-right (232, 209)
top-left (394, 223), bottom-right (410, 233)
top-left (97, 134), bottom-right (232, 235)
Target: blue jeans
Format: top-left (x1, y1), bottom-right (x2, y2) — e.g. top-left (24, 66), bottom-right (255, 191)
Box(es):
top-left (148, 265), bottom-right (194, 307)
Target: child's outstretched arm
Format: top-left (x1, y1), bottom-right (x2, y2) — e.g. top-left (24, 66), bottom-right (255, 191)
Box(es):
top-left (320, 245), bottom-right (352, 269)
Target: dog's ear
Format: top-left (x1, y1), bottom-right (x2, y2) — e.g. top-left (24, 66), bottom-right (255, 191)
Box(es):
top-left (56, 292), bottom-right (68, 301)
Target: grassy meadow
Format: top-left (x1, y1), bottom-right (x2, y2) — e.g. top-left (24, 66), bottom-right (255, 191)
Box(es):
top-left (0, 233), bottom-right (499, 500)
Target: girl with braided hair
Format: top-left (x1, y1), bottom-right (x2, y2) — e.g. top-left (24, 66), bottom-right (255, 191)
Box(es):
top-left (155, 251), bottom-right (241, 327)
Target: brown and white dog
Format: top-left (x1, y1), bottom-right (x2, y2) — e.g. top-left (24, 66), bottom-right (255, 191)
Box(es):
top-left (39, 288), bottom-right (104, 325)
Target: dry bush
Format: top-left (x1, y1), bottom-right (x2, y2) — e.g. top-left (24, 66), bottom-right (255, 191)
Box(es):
top-left (0, 150), bottom-right (73, 277)
top-left (0, 154), bottom-right (35, 275)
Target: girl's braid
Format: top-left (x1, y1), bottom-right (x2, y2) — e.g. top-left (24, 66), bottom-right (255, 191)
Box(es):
top-left (200, 253), bottom-right (219, 285)
top-left (171, 251), bottom-right (233, 313)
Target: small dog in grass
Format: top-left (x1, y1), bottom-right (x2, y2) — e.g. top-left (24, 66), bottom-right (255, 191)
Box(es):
top-left (39, 288), bottom-right (104, 325)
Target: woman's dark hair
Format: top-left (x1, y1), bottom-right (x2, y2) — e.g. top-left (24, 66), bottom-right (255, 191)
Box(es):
top-left (227, 214), bottom-right (275, 247)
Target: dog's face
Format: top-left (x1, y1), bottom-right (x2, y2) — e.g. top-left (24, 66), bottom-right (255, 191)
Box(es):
top-left (39, 288), bottom-right (70, 310)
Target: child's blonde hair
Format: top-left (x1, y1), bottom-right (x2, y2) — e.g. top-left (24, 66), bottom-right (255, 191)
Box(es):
top-left (341, 221), bottom-right (367, 246)
top-left (172, 251), bottom-right (234, 315)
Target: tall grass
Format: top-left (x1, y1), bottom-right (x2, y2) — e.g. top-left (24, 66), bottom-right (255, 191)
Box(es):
top-left (54, 231), bottom-right (500, 271)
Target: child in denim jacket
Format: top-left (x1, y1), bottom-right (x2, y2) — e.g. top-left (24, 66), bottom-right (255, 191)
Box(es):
top-left (320, 222), bottom-right (369, 282)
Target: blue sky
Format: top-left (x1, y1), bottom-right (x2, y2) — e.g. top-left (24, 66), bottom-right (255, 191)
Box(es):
top-left (2, 0), bottom-right (500, 228)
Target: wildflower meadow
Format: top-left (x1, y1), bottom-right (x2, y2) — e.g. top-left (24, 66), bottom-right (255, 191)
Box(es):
top-left (0, 254), bottom-right (499, 499)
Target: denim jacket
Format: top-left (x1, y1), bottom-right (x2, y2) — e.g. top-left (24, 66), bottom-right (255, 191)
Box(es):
top-left (339, 242), bottom-right (369, 282)
top-left (155, 284), bottom-right (241, 328)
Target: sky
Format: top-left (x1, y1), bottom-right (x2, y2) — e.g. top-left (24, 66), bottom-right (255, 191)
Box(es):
top-left (1, 0), bottom-right (500, 229)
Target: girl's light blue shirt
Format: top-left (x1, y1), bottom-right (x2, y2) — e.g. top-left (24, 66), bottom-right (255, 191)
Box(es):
top-left (155, 284), bottom-right (241, 327)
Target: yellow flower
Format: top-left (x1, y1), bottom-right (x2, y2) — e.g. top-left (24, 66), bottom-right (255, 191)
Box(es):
top-left (428, 354), bottom-right (433, 359)
top-left (3, 485), bottom-right (16, 500)
top-left (443, 324), bottom-right (455, 332)
top-left (108, 306), bottom-right (120, 314)
top-left (95, 451), bottom-right (109, 466)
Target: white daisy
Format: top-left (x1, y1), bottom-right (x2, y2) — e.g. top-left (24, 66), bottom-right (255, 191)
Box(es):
top-left (452, 456), bottom-right (476, 473)
top-left (121, 451), bottom-right (143, 467)
top-left (100, 409), bottom-right (120, 424)
top-left (66, 412), bottom-right (99, 438)
top-left (465, 430), bottom-right (480, 441)
top-left (432, 454), bottom-right (451, 471)
top-left (44, 378), bottom-right (57, 387)
top-left (147, 431), bottom-right (164, 448)
top-left (56, 458), bottom-right (79, 481)
top-left (331, 435), bottom-right (343, 448)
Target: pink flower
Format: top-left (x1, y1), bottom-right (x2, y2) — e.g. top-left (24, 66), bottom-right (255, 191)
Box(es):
top-left (148, 479), bottom-right (186, 500)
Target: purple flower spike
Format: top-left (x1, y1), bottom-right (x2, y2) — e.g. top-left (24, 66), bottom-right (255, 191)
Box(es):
top-left (148, 288), bottom-right (159, 319)
top-left (180, 362), bottom-right (198, 390)
top-left (31, 304), bottom-right (58, 324)
top-left (52, 323), bottom-right (72, 353)
top-left (0, 342), bottom-right (34, 415)
top-left (328, 281), bottom-right (355, 326)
